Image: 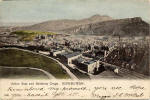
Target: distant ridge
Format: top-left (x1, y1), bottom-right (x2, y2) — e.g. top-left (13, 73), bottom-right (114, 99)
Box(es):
top-left (13, 15), bottom-right (149, 36)
top-left (62, 17), bottom-right (149, 36)
top-left (13, 14), bottom-right (113, 32)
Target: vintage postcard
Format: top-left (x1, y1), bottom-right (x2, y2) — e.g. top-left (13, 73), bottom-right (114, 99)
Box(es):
top-left (0, 0), bottom-right (150, 99)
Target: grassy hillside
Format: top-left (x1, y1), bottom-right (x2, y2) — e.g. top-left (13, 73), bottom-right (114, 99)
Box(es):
top-left (0, 49), bottom-right (70, 79)
top-left (11, 30), bottom-right (56, 41)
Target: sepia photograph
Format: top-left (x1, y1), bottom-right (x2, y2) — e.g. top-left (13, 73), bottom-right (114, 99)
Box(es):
top-left (0, 0), bottom-right (149, 80)
top-left (0, 0), bottom-right (150, 99)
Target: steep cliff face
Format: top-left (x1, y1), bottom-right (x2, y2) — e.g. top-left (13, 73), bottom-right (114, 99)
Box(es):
top-left (62, 17), bottom-right (149, 36)
top-left (11, 16), bottom-right (149, 36)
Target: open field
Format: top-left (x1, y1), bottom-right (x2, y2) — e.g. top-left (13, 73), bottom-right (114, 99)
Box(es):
top-left (0, 49), bottom-right (70, 79)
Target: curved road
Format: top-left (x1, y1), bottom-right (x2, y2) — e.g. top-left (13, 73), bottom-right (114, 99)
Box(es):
top-left (0, 48), bottom-right (78, 80)
top-left (3, 66), bottom-right (55, 79)
top-left (46, 55), bottom-right (78, 80)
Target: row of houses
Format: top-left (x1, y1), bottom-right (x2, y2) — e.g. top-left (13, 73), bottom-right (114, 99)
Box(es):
top-left (36, 47), bottom-right (119, 74)
top-left (50, 48), bottom-right (100, 74)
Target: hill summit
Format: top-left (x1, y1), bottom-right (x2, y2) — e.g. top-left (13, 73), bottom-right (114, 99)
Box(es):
top-left (13, 15), bottom-right (149, 36)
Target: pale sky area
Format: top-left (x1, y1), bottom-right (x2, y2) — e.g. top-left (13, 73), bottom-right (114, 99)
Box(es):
top-left (0, 0), bottom-right (150, 26)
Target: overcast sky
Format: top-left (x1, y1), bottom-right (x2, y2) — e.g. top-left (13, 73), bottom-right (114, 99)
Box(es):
top-left (0, 0), bottom-right (149, 25)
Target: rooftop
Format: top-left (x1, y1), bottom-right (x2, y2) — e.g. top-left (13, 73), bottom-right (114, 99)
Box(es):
top-left (84, 60), bottom-right (96, 65)
top-left (51, 48), bottom-right (64, 52)
top-left (64, 52), bottom-right (81, 58)
top-left (75, 57), bottom-right (85, 63)
top-left (59, 52), bottom-right (69, 56)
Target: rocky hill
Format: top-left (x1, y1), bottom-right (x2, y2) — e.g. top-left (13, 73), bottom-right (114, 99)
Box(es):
top-left (12, 15), bottom-right (149, 36)
top-left (62, 17), bottom-right (149, 36)
top-left (13, 14), bottom-right (112, 32)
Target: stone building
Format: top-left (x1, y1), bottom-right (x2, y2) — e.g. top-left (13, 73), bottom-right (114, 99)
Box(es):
top-left (58, 52), bottom-right (82, 65)
top-left (73, 58), bottom-right (100, 74)
top-left (50, 49), bottom-right (65, 57)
